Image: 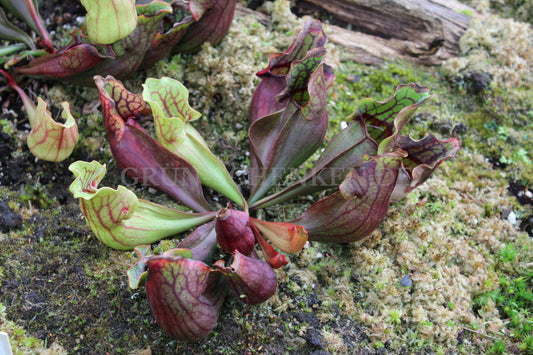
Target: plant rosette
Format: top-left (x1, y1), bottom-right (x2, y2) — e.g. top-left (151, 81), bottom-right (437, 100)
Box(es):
top-left (69, 19), bottom-right (459, 341)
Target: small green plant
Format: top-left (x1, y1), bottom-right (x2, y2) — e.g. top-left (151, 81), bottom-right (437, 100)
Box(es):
top-left (514, 148), bottom-right (532, 165)
top-left (458, 9), bottom-right (474, 17)
top-left (520, 334), bottom-right (533, 353)
top-left (500, 243), bottom-right (517, 263)
top-left (496, 126), bottom-right (510, 141)
top-left (489, 339), bottom-right (507, 354)
top-left (388, 308), bottom-right (402, 324)
top-left (475, 272), bottom-right (533, 352)
top-left (374, 341), bottom-right (385, 349)
top-left (21, 183), bottom-right (55, 208)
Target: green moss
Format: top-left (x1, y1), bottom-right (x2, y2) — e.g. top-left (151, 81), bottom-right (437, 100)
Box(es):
top-left (458, 9), bottom-right (474, 17)
top-left (19, 183), bottom-right (55, 208)
top-left (329, 61), bottom-right (439, 133)
top-left (0, 118), bottom-right (16, 135)
top-left (0, 302), bottom-right (60, 354)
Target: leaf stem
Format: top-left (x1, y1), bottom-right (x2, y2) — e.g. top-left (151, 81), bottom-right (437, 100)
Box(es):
top-left (24, 0), bottom-right (54, 53)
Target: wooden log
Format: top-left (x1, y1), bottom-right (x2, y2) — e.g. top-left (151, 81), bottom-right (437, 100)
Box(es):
top-left (293, 0), bottom-right (484, 65)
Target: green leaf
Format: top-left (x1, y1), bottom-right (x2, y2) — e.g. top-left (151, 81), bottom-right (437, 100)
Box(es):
top-left (352, 83), bottom-right (430, 153)
top-left (143, 77), bottom-right (201, 122)
top-left (3, 71), bottom-right (80, 162)
top-left (69, 160), bottom-right (216, 250)
top-left (81, 0), bottom-right (137, 44)
top-left (143, 77), bottom-right (245, 208)
top-left (95, 75), bottom-right (212, 212)
top-left (0, 6), bottom-right (34, 49)
top-left (27, 99), bottom-right (79, 162)
top-left (0, 0), bottom-right (53, 51)
top-left (0, 43), bottom-right (26, 56)
top-left (127, 245), bottom-right (152, 289)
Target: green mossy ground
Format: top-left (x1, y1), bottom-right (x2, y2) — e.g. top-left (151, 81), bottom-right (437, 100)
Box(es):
top-left (1, 0), bottom-right (532, 354)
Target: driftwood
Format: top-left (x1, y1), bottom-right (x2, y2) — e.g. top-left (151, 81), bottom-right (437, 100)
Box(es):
top-left (238, 0), bottom-right (483, 65)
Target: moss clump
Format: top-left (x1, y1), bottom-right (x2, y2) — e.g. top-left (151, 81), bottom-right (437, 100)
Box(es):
top-left (0, 302), bottom-right (66, 354)
top-left (467, 0), bottom-right (533, 24)
top-left (442, 15), bottom-right (533, 90)
top-left (435, 10), bottom-right (533, 187)
top-left (474, 270), bottom-right (533, 353)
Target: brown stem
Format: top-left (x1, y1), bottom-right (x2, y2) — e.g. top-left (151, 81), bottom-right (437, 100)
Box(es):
top-left (461, 327), bottom-right (499, 340)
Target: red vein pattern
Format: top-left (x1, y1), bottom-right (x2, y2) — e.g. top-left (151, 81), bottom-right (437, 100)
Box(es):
top-left (146, 256), bottom-right (224, 341)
